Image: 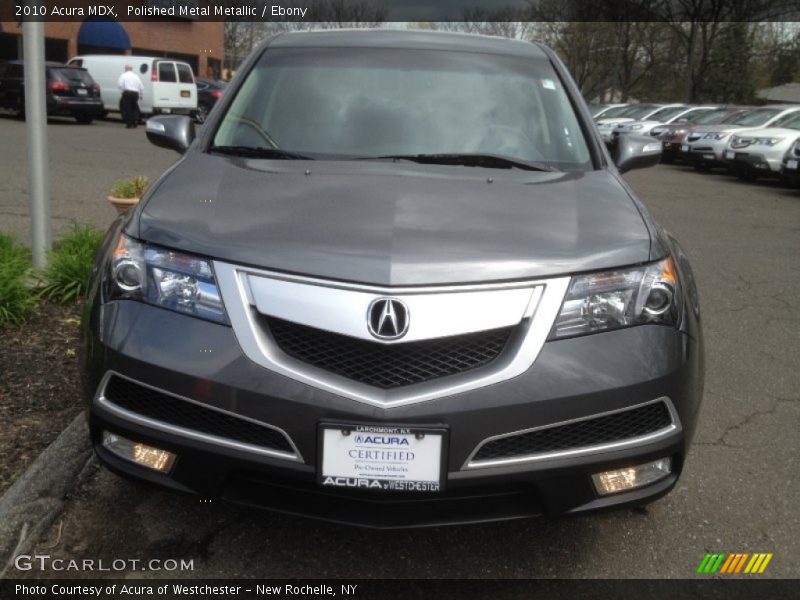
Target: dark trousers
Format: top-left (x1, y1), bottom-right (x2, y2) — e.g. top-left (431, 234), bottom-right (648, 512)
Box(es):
top-left (121, 91), bottom-right (140, 127)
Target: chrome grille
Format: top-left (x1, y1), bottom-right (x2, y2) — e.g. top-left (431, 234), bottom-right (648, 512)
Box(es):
top-left (264, 316), bottom-right (513, 389)
top-left (471, 401), bottom-right (673, 464)
top-left (102, 376), bottom-right (295, 454)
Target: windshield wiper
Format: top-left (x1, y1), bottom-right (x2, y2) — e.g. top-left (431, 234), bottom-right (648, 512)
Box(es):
top-left (209, 145), bottom-right (313, 160)
top-left (358, 153), bottom-right (555, 172)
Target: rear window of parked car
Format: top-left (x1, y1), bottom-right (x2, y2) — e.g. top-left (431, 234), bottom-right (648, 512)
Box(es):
top-left (158, 62), bottom-right (177, 82)
top-left (177, 64), bottom-right (194, 84)
top-left (52, 67), bottom-right (94, 85)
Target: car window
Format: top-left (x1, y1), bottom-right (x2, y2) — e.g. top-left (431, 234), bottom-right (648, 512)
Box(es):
top-left (52, 67), bottom-right (94, 85)
top-left (177, 63), bottom-right (194, 84)
top-left (214, 47), bottom-right (592, 169)
top-left (158, 62), bottom-right (177, 83)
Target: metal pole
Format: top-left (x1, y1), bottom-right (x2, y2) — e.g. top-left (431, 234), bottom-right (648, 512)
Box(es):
top-left (23, 19), bottom-right (51, 268)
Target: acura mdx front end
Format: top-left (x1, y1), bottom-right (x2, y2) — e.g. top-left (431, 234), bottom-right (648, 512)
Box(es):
top-left (82, 30), bottom-right (703, 528)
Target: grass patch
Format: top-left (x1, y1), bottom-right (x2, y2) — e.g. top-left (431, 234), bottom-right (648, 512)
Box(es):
top-left (0, 233), bottom-right (37, 324)
top-left (38, 224), bottom-right (105, 304)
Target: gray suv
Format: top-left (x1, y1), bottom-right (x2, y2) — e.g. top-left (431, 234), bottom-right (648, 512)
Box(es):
top-left (83, 30), bottom-right (703, 528)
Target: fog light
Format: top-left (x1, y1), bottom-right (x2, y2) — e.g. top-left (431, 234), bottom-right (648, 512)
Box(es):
top-left (592, 458), bottom-right (671, 496)
top-left (102, 431), bottom-right (176, 473)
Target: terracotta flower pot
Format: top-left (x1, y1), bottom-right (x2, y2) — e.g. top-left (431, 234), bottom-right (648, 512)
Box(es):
top-left (107, 195), bottom-right (140, 215)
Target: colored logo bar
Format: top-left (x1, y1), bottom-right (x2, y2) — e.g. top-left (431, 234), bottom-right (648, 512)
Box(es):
top-left (697, 553), bottom-right (773, 574)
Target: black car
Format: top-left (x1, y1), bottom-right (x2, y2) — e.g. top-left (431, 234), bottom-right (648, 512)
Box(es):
top-left (0, 60), bottom-right (103, 123)
top-left (83, 31), bottom-right (703, 528)
top-left (193, 77), bottom-right (226, 124)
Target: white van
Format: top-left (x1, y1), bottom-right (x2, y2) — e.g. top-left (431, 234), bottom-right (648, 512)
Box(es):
top-left (67, 55), bottom-right (197, 118)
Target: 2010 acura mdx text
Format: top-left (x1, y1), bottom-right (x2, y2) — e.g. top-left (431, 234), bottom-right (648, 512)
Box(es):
top-left (82, 31), bottom-right (704, 528)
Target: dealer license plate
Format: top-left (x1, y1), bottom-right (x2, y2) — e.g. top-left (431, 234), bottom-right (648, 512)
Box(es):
top-left (725, 150), bottom-right (735, 160)
top-left (787, 159), bottom-right (798, 170)
top-left (319, 424), bottom-right (445, 492)
top-left (681, 144), bottom-right (689, 152)
top-left (76, 88), bottom-right (88, 96)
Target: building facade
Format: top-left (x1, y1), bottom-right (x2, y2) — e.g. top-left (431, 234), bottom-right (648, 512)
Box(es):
top-left (0, 19), bottom-right (224, 79)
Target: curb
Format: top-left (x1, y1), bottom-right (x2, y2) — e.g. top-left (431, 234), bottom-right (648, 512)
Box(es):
top-left (0, 414), bottom-right (94, 577)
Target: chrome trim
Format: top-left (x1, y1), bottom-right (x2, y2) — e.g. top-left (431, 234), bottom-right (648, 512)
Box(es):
top-left (94, 371), bottom-right (303, 463)
top-left (214, 261), bottom-right (571, 408)
top-left (462, 397), bottom-right (681, 470)
top-left (244, 269), bottom-right (541, 344)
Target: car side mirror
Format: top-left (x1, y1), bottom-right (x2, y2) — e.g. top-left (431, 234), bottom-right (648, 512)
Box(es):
top-left (614, 134), bottom-right (662, 174)
top-left (146, 115), bottom-right (195, 154)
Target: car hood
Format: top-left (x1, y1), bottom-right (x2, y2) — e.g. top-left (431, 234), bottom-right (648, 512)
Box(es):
top-left (134, 154), bottom-right (652, 286)
top-left (691, 123), bottom-right (762, 135)
top-left (619, 120), bottom-right (661, 130)
top-left (732, 127), bottom-right (800, 139)
top-left (597, 117), bottom-right (635, 126)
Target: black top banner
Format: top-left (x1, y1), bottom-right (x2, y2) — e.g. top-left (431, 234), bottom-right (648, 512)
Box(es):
top-left (4, 0), bottom-right (800, 22)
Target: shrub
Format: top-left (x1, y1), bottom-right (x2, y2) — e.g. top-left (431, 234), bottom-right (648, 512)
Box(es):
top-left (38, 224), bottom-right (105, 304)
top-left (110, 176), bottom-right (148, 199)
top-left (0, 233), bottom-right (36, 324)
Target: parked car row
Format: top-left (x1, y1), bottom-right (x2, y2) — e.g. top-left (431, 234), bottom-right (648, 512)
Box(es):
top-left (590, 102), bottom-right (800, 189)
top-left (1, 56), bottom-right (226, 125)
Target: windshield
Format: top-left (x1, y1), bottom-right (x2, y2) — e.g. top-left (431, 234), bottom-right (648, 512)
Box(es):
top-left (213, 48), bottom-right (591, 169)
top-left (647, 106), bottom-right (685, 122)
top-left (775, 113), bottom-right (800, 130)
top-left (770, 111), bottom-right (800, 128)
top-left (617, 104), bottom-right (660, 119)
top-left (729, 108), bottom-right (781, 127)
top-left (693, 109), bottom-right (734, 125)
top-left (599, 105), bottom-right (630, 118)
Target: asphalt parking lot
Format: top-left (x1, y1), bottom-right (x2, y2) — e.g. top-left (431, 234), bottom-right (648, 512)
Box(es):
top-left (2, 116), bottom-right (798, 579)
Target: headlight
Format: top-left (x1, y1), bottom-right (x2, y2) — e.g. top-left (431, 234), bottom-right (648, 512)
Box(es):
top-left (650, 128), bottom-right (665, 136)
top-left (106, 234), bottom-right (228, 324)
top-left (629, 124), bottom-right (644, 130)
top-left (753, 137), bottom-right (784, 146)
top-left (551, 257), bottom-right (682, 339)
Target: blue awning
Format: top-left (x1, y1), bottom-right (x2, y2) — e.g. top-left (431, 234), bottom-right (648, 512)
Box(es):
top-left (77, 19), bottom-right (131, 50)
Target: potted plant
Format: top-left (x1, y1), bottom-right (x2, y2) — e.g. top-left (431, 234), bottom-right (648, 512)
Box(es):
top-left (108, 176), bottom-right (148, 214)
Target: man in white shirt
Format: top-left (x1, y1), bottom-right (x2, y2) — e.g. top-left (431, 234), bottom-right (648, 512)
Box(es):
top-left (117, 65), bottom-right (144, 129)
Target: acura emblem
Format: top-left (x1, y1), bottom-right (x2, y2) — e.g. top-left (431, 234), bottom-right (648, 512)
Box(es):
top-left (367, 298), bottom-right (409, 340)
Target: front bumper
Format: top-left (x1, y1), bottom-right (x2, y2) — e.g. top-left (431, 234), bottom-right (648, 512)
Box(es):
top-left (681, 141), bottom-right (727, 167)
top-left (83, 296), bottom-right (703, 528)
top-left (781, 158), bottom-right (800, 187)
top-left (722, 150), bottom-right (782, 176)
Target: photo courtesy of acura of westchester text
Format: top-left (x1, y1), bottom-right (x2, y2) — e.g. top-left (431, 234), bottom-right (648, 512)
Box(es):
top-left (0, 0), bottom-right (798, 592)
